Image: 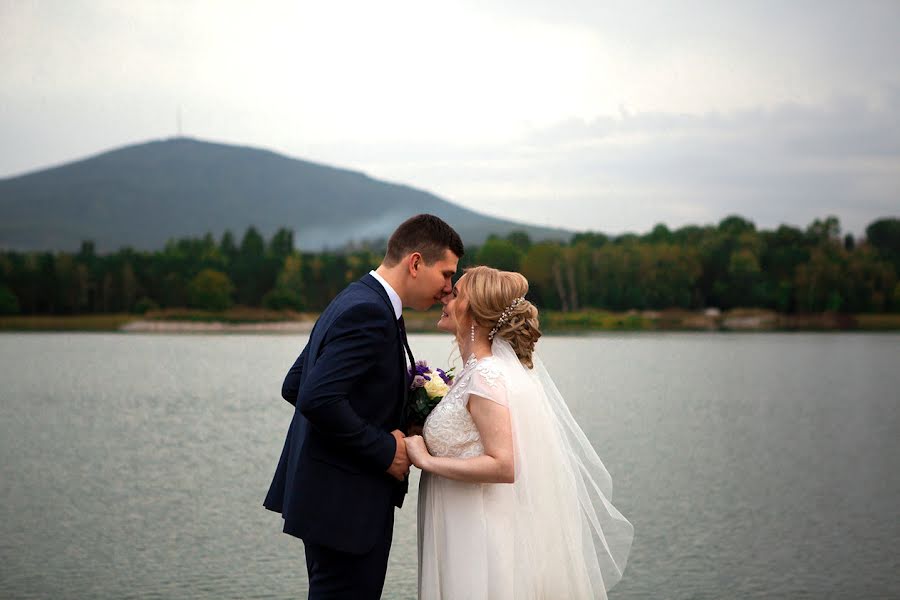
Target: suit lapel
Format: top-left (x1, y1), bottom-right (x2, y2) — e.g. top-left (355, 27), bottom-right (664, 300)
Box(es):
top-left (359, 274), bottom-right (395, 313)
top-left (359, 273), bottom-right (412, 398)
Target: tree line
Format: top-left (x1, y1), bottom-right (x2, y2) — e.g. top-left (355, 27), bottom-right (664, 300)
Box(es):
top-left (1, 216), bottom-right (898, 316)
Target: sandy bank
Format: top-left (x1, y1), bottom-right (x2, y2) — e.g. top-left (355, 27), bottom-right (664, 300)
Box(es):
top-left (120, 320), bottom-right (314, 333)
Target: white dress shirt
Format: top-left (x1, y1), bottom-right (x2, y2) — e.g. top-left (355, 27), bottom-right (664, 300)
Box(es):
top-left (369, 270), bottom-right (403, 319)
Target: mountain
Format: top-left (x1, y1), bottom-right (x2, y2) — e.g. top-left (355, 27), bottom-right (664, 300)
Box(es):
top-left (0, 137), bottom-right (572, 252)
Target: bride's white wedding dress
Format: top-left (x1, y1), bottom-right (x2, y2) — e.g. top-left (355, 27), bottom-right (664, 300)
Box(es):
top-left (417, 339), bottom-right (633, 599)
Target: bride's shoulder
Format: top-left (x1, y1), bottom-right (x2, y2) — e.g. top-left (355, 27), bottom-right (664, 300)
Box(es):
top-left (473, 355), bottom-right (505, 389)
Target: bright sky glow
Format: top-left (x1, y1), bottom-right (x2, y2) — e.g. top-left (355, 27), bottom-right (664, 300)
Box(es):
top-left (2, 0), bottom-right (898, 235)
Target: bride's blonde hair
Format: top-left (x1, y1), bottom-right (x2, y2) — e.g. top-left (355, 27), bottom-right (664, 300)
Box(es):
top-left (463, 266), bottom-right (541, 368)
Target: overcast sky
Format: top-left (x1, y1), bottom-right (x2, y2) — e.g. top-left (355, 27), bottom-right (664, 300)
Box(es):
top-left (1, 0), bottom-right (898, 236)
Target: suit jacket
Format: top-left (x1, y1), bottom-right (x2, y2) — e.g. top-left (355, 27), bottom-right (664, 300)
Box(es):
top-left (263, 274), bottom-right (410, 554)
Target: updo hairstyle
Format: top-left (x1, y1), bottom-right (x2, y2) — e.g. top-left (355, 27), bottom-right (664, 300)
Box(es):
top-left (463, 266), bottom-right (542, 368)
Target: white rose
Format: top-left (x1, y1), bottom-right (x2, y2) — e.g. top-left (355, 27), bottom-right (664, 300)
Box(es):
top-left (423, 372), bottom-right (450, 398)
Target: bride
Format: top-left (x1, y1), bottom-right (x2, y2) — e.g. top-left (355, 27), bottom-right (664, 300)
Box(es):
top-left (404, 266), bottom-right (633, 599)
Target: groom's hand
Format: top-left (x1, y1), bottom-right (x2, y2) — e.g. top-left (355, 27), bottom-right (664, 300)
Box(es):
top-left (387, 429), bottom-right (410, 481)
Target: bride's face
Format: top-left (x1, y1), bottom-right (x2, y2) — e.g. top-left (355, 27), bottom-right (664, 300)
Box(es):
top-left (437, 275), bottom-right (468, 335)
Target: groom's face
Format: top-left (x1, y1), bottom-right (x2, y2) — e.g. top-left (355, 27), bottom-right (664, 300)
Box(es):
top-left (410, 248), bottom-right (458, 310)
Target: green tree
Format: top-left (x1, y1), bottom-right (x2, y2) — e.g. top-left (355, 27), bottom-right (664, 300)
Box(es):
top-left (121, 262), bottom-right (139, 312)
top-left (571, 231), bottom-right (609, 248)
top-left (0, 285), bottom-right (20, 314)
top-left (718, 215), bottom-right (756, 236)
top-left (269, 228), bottom-right (294, 261)
top-left (160, 272), bottom-right (188, 308)
top-left (54, 254), bottom-right (80, 314)
top-left (671, 225), bottom-right (710, 246)
top-left (700, 220), bottom-right (762, 308)
top-left (844, 234), bottom-right (856, 251)
top-left (794, 247), bottom-right (845, 312)
top-left (5, 212), bottom-right (900, 319)
top-left (506, 231), bottom-right (533, 252)
top-left (188, 269), bottom-right (234, 311)
top-left (759, 225), bottom-right (810, 312)
top-left (865, 217), bottom-right (900, 272)
top-left (721, 248), bottom-right (765, 307)
top-left (521, 243), bottom-right (565, 310)
top-left (134, 297), bottom-right (159, 314)
top-left (476, 238), bottom-right (523, 271)
top-left (643, 245), bottom-right (702, 308)
top-left (263, 254), bottom-right (305, 310)
top-left (807, 216), bottom-right (841, 246)
top-left (841, 245), bottom-right (897, 312)
top-left (589, 242), bottom-right (644, 309)
top-left (232, 227), bottom-right (270, 305)
top-left (77, 240), bottom-right (96, 263)
top-left (220, 230), bottom-right (238, 266)
top-left (643, 223), bottom-right (673, 244)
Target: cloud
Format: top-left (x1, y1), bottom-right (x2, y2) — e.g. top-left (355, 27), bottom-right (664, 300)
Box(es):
top-left (527, 92), bottom-right (900, 234)
top-left (1, 1), bottom-right (898, 237)
top-left (334, 91), bottom-right (899, 236)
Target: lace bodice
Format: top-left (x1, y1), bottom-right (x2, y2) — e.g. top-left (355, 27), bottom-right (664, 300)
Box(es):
top-left (422, 354), bottom-right (507, 459)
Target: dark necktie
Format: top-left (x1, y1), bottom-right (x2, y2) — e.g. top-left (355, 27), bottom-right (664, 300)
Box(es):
top-left (397, 316), bottom-right (416, 428)
top-left (397, 315), bottom-right (416, 374)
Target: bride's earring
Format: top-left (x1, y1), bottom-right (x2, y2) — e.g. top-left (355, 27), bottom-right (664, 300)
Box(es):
top-left (470, 323), bottom-right (476, 343)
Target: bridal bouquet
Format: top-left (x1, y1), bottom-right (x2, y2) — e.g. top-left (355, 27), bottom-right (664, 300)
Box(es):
top-left (407, 360), bottom-right (455, 426)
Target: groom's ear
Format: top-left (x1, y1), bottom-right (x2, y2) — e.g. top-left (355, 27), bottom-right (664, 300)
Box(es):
top-left (406, 252), bottom-right (423, 277)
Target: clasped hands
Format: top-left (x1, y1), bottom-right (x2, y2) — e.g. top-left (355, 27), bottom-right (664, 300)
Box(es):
top-left (386, 429), bottom-right (430, 480)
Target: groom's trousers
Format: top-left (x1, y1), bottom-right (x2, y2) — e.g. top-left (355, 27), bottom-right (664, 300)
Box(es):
top-left (303, 510), bottom-right (394, 599)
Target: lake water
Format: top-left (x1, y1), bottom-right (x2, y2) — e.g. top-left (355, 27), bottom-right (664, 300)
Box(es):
top-left (1, 332), bottom-right (898, 599)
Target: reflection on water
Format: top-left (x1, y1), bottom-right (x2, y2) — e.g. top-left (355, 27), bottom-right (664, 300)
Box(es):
top-left (1, 333), bottom-right (898, 599)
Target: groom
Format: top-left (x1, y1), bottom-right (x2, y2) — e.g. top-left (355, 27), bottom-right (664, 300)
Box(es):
top-left (264, 214), bottom-right (463, 599)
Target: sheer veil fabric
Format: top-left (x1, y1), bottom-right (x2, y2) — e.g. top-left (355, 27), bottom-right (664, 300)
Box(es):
top-left (417, 338), bottom-right (633, 599)
top-left (495, 338), bottom-right (632, 597)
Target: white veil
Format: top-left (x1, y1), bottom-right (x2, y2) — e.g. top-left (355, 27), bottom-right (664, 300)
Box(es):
top-left (492, 337), bottom-right (633, 598)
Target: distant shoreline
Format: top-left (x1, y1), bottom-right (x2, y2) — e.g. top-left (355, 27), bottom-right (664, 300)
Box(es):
top-left (1, 309), bottom-right (898, 333)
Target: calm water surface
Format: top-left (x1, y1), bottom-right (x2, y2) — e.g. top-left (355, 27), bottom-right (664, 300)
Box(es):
top-left (1, 332), bottom-right (898, 599)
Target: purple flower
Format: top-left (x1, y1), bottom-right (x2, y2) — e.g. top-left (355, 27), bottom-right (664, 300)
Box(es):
top-left (436, 368), bottom-right (453, 385)
top-left (406, 362), bottom-right (454, 426)
top-left (409, 360), bottom-right (432, 382)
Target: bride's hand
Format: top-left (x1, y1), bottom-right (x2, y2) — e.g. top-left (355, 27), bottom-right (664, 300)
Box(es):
top-left (404, 435), bottom-right (431, 470)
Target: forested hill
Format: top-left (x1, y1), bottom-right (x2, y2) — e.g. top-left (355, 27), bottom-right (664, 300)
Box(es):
top-left (0, 137), bottom-right (571, 252)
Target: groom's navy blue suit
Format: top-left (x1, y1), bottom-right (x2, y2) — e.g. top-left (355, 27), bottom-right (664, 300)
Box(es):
top-left (264, 274), bottom-right (412, 597)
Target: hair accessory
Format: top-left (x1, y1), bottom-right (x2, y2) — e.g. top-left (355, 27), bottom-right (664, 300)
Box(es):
top-left (488, 297), bottom-right (526, 341)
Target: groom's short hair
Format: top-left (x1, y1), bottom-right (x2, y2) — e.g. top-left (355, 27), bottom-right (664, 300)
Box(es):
top-left (384, 214), bottom-right (464, 266)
